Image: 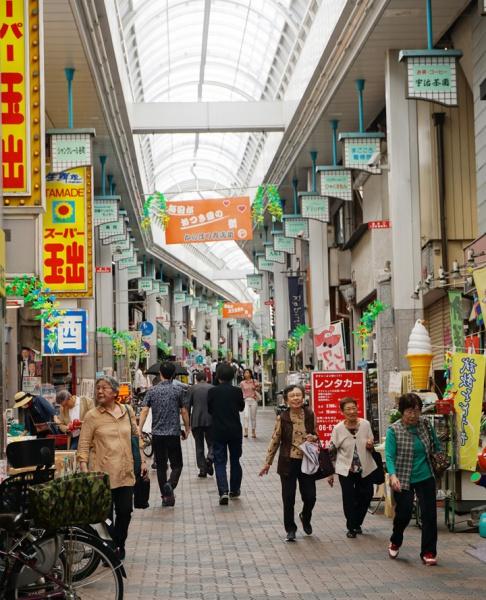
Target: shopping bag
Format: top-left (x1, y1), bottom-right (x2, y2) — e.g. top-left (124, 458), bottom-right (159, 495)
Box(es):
top-left (133, 474), bottom-right (150, 509)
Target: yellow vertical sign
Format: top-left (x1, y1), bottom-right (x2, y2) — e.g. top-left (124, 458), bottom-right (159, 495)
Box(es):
top-left (451, 352), bottom-right (486, 471)
top-left (0, 229), bottom-right (5, 296)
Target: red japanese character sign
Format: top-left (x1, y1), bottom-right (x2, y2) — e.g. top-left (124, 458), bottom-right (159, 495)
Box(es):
top-left (42, 167), bottom-right (94, 297)
top-left (311, 371), bottom-right (366, 445)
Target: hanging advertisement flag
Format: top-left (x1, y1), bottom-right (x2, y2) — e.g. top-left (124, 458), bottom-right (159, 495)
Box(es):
top-left (300, 193), bottom-right (329, 222)
top-left (448, 290), bottom-right (465, 351)
top-left (247, 273), bottom-right (263, 291)
top-left (311, 371), bottom-right (366, 445)
top-left (283, 216), bottom-right (309, 239)
top-left (451, 352), bottom-right (486, 471)
top-left (317, 168), bottom-right (353, 201)
top-left (273, 234), bottom-right (295, 254)
top-left (288, 276), bottom-right (305, 330)
top-left (257, 256), bottom-right (274, 272)
top-left (222, 302), bottom-right (253, 319)
top-left (43, 168), bottom-right (94, 297)
top-left (1, 0), bottom-right (43, 206)
top-left (314, 321), bottom-right (346, 370)
top-left (42, 310), bottom-right (88, 356)
top-left (264, 245), bottom-right (285, 264)
top-left (164, 197), bottom-right (253, 244)
top-left (472, 266), bottom-right (486, 325)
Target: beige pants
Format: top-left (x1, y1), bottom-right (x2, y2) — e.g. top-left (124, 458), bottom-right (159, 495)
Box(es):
top-left (244, 399), bottom-right (258, 431)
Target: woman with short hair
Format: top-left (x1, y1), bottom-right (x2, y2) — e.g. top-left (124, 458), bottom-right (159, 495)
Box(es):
top-left (385, 393), bottom-right (441, 565)
top-left (77, 376), bottom-right (145, 560)
top-left (240, 368), bottom-right (261, 438)
top-left (56, 389), bottom-right (94, 450)
top-left (328, 397), bottom-right (376, 538)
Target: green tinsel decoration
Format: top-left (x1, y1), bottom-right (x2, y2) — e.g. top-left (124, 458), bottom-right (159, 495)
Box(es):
top-left (252, 186), bottom-right (265, 225)
top-left (352, 300), bottom-right (389, 356)
top-left (266, 185), bottom-right (283, 221)
top-left (141, 191), bottom-right (170, 230)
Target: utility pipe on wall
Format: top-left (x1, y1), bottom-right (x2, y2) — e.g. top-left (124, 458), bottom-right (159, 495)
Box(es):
top-left (433, 112), bottom-right (448, 272)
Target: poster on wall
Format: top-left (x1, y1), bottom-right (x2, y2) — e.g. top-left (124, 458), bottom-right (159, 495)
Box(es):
top-left (312, 371), bottom-right (366, 445)
top-left (314, 321), bottom-right (346, 370)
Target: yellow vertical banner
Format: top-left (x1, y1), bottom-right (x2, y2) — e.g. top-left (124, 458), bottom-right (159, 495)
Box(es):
top-left (451, 352), bottom-right (486, 471)
top-left (473, 266), bottom-right (486, 321)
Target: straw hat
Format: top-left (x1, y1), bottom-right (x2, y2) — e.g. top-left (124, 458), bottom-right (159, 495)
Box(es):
top-left (14, 391), bottom-right (34, 408)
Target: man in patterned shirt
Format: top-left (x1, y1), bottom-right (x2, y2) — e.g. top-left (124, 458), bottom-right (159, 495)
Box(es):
top-left (140, 361), bottom-right (190, 506)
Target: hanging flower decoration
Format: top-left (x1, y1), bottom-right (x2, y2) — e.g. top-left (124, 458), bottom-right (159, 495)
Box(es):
top-left (157, 340), bottom-right (173, 356)
top-left (252, 185), bottom-right (283, 225)
top-left (352, 300), bottom-right (389, 356)
top-left (7, 276), bottom-right (66, 346)
top-left (97, 327), bottom-right (149, 361)
top-left (286, 325), bottom-right (311, 355)
top-left (252, 338), bottom-right (276, 355)
top-left (266, 185), bottom-right (283, 221)
top-left (252, 186), bottom-right (265, 225)
top-left (141, 191), bottom-right (170, 230)
top-left (183, 339), bottom-right (194, 352)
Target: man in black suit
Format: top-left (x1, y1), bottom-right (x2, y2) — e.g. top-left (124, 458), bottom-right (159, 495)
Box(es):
top-left (207, 363), bottom-right (245, 505)
top-left (187, 371), bottom-right (214, 478)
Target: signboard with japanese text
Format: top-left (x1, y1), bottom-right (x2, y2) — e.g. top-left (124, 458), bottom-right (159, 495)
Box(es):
top-left (301, 194), bottom-right (329, 222)
top-left (42, 310), bottom-right (88, 356)
top-left (283, 217), bottom-right (309, 239)
top-left (273, 234), bottom-right (295, 254)
top-left (165, 197), bottom-right (253, 244)
top-left (174, 292), bottom-right (186, 303)
top-left (138, 278), bottom-right (153, 293)
top-left (247, 273), bottom-right (263, 291)
top-left (222, 302), bottom-right (253, 319)
top-left (127, 264), bottom-right (142, 280)
top-left (265, 246), bottom-right (285, 264)
top-left (2, 0), bottom-right (44, 206)
top-left (311, 371), bottom-right (366, 444)
top-left (95, 266), bottom-right (111, 274)
top-left (288, 276), bottom-right (305, 330)
top-left (451, 353), bottom-right (486, 471)
top-left (99, 219), bottom-right (124, 240)
top-left (51, 133), bottom-right (91, 172)
top-left (118, 254), bottom-right (138, 269)
top-left (42, 167), bottom-right (94, 297)
top-left (342, 134), bottom-right (383, 174)
top-left (257, 257), bottom-right (275, 272)
top-left (318, 169), bottom-right (353, 202)
top-left (159, 282), bottom-right (169, 295)
top-left (314, 322), bottom-right (346, 371)
top-left (368, 220), bottom-right (390, 229)
top-left (94, 196), bottom-right (119, 226)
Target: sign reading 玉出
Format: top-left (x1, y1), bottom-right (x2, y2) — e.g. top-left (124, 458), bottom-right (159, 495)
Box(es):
top-left (164, 197), bottom-right (253, 244)
top-left (42, 167), bottom-right (94, 297)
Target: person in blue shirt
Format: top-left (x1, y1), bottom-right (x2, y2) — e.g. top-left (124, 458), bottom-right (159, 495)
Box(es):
top-left (385, 393), bottom-right (441, 566)
top-left (14, 391), bottom-right (59, 436)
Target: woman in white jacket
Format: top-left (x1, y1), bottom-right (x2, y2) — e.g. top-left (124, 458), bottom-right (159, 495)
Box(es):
top-left (328, 397), bottom-right (376, 538)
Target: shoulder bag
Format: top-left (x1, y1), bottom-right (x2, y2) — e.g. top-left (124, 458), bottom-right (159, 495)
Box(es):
top-left (424, 419), bottom-right (450, 478)
top-left (133, 473), bottom-right (150, 509)
top-left (126, 407), bottom-right (142, 477)
top-left (368, 449), bottom-right (385, 485)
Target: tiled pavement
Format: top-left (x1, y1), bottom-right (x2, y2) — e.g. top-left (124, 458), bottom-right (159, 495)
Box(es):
top-left (123, 410), bottom-right (486, 600)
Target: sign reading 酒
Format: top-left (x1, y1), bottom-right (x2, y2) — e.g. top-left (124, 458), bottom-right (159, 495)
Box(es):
top-left (311, 371), bottom-right (365, 445)
top-left (43, 167), bottom-right (94, 297)
top-left (42, 310), bottom-right (88, 356)
top-left (165, 197), bottom-right (253, 244)
top-left (222, 302), bottom-right (253, 319)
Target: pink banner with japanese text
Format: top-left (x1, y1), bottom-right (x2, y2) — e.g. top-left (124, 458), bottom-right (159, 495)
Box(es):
top-left (311, 371), bottom-right (366, 445)
top-left (314, 321), bottom-right (346, 370)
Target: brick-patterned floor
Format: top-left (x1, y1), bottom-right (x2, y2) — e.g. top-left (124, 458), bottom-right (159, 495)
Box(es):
top-left (123, 410), bottom-right (485, 599)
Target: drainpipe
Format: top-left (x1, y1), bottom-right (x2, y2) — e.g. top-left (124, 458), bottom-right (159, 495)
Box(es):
top-left (433, 113), bottom-right (448, 271)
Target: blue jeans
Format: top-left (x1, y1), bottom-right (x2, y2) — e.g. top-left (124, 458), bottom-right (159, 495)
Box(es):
top-left (213, 438), bottom-right (242, 496)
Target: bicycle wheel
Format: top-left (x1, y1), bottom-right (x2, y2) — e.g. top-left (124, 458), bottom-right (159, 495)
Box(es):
top-left (62, 530), bottom-right (123, 599)
top-left (142, 432), bottom-right (153, 457)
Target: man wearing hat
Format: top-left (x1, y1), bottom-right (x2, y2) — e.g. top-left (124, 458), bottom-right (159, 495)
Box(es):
top-left (14, 391), bottom-right (59, 436)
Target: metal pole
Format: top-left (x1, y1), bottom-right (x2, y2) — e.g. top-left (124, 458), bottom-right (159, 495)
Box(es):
top-left (310, 151), bottom-right (318, 193)
top-left (330, 120), bottom-right (339, 166)
top-left (64, 68), bottom-right (75, 129)
top-left (99, 156), bottom-right (107, 196)
top-left (355, 79), bottom-right (365, 133)
top-left (260, 307), bottom-right (266, 408)
top-left (292, 177), bottom-right (298, 214)
top-left (426, 0), bottom-right (433, 50)
top-left (107, 174), bottom-right (114, 195)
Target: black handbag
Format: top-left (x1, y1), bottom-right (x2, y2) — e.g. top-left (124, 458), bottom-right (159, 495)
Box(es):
top-left (133, 474), bottom-right (150, 509)
top-left (127, 407), bottom-right (141, 477)
top-left (368, 449), bottom-right (385, 485)
top-left (313, 444), bottom-right (335, 481)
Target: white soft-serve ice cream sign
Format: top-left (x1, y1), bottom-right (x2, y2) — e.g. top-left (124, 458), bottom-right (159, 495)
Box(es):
top-left (406, 320), bottom-right (433, 390)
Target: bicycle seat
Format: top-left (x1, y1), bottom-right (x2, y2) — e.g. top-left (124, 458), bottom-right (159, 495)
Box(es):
top-left (0, 513), bottom-right (26, 533)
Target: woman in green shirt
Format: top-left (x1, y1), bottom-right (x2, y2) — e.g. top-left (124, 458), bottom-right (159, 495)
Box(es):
top-left (385, 393), bottom-right (441, 566)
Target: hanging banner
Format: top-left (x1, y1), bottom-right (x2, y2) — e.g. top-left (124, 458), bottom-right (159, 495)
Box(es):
top-left (43, 167), bottom-right (94, 297)
top-left (288, 276), bottom-right (305, 330)
top-left (314, 321), bottom-right (346, 370)
top-left (300, 194), bottom-right (329, 222)
top-left (283, 217), bottom-right (309, 239)
top-left (273, 234), bottom-right (295, 254)
top-left (247, 273), bottom-right (263, 291)
top-left (465, 335), bottom-right (480, 354)
top-left (42, 309), bottom-right (88, 356)
top-left (94, 196), bottom-right (119, 226)
top-left (2, 0), bottom-right (43, 206)
top-left (257, 256), bottom-right (274, 272)
top-left (265, 245), bottom-right (285, 264)
top-left (448, 290), bottom-right (464, 351)
top-left (165, 197), bottom-right (253, 244)
top-left (222, 302), bottom-right (253, 319)
top-left (311, 371), bottom-right (366, 445)
top-left (318, 168), bottom-right (353, 202)
top-left (451, 352), bottom-right (486, 471)
top-left (473, 266), bottom-right (486, 325)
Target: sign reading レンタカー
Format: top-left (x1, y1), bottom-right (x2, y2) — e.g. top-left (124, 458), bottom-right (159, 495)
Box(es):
top-left (311, 371), bottom-right (366, 445)
top-left (451, 353), bottom-right (486, 471)
top-left (43, 168), bottom-right (94, 297)
top-left (165, 197), bottom-right (253, 244)
top-left (42, 310), bottom-right (88, 356)
top-left (222, 302), bottom-right (253, 319)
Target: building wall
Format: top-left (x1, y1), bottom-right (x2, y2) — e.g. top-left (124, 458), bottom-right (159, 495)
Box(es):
top-left (473, 11), bottom-right (486, 234)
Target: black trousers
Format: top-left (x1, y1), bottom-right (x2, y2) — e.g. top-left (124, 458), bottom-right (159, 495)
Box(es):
top-left (391, 476), bottom-right (437, 557)
top-left (338, 472), bottom-right (374, 531)
top-left (109, 486), bottom-right (133, 551)
top-left (280, 459), bottom-right (316, 533)
top-left (153, 435), bottom-right (183, 494)
top-left (192, 426), bottom-right (213, 472)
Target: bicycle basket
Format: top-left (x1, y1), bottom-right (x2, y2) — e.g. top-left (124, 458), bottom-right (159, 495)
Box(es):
top-left (0, 469), bottom-right (55, 515)
top-left (28, 471), bottom-right (112, 530)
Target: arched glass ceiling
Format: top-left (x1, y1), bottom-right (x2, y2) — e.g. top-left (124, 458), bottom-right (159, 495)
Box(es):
top-left (116, 0), bottom-right (319, 298)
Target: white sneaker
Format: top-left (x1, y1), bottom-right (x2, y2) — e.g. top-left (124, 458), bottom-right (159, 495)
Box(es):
top-left (388, 543), bottom-right (400, 559)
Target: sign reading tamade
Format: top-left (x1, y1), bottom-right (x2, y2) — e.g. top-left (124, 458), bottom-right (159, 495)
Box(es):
top-left (42, 310), bottom-right (88, 356)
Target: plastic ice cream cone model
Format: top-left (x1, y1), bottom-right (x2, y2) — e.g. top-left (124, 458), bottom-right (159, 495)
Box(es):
top-left (406, 320), bottom-right (433, 391)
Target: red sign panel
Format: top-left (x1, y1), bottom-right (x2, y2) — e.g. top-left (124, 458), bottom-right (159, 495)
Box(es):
top-left (311, 371), bottom-right (366, 445)
top-left (368, 220), bottom-right (391, 229)
top-left (95, 266), bottom-right (111, 274)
